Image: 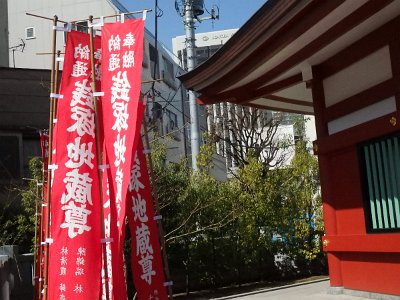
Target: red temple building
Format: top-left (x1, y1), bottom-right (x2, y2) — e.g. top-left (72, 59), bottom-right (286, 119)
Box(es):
top-left (180, 0), bottom-right (400, 298)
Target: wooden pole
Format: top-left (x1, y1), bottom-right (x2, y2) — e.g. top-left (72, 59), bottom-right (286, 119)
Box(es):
top-left (43, 15), bottom-right (58, 300)
top-left (72, 9), bottom-right (152, 23)
top-left (26, 12), bottom-right (68, 24)
top-left (33, 178), bottom-right (40, 300)
top-left (37, 164), bottom-right (45, 300)
top-left (88, 15), bottom-right (111, 300)
top-left (53, 51), bottom-right (61, 119)
top-left (142, 118), bottom-right (174, 299)
top-left (27, 9), bottom-right (152, 27)
top-left (37, 50), bottom-right (60, 300)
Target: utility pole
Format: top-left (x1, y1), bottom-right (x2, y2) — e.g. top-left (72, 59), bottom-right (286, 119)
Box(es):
top-left (184, 0), bottom-right (200, 171)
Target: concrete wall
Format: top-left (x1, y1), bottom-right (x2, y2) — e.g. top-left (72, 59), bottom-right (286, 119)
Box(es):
top-left (0, 0), bottom-right (9, 67)
top-left (0, 68), bottom-right (50, 130)
top-left (0, 68), bottom-right (50, 182)
top-left (0, 246), bottom-right (34, 300)
top-left (142, 32), bottom-right (187, 163)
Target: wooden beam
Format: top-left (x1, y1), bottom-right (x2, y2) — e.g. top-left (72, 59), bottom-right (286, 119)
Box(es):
top-left (319, 15), bottom-right (400, 79)
top-left (179, 0), bottom-right (301, 88)
top-left (196, 0), bottom-right (344, 94)
top-left (325, 78), bottom-right (399, 122)
top-left (217, 0), bottom-right (393, 101)
top-left (198, 74), bottom-right (305, 106)
top-left (263, 94), bottom-right (314, 107)
top-left (235, 73), bottom-right (303, 103)
top-left (389, 38), bottom-right (400, 110)
top-left (247, 102), bottom-right (314, 115)
top-left (316, 112), bottom-right (400, 155)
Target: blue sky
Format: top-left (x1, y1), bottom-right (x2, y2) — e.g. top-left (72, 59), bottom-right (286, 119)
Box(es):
top-left (120, 0), bottom-right (267, 49)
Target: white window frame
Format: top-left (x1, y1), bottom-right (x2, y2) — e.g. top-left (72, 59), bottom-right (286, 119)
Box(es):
top-left (25, 27), bottom-right (36, 40)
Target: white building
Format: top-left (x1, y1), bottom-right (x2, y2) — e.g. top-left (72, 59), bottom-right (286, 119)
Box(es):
top-left (1, 0), bottom-right (193, 163)
top-left (173, 29), bottom-right (317, 174)
top-left (172, 29), bottom-right (237, 68)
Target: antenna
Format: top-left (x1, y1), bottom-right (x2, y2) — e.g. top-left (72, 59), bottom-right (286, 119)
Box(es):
top-left (210, 5), bottom-right (219, 20)
top-left (20, 39), bottom-right (26, 52)
top-left (175, 0), bottom-right (184, 17)
top-left (175, 0), bottom-right (219, 20)
top-left (8, 39), bottom-right (26, 68)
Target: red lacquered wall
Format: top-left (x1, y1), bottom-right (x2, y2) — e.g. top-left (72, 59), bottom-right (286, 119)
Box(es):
top-left (312, 15), bottom-right (400, 295)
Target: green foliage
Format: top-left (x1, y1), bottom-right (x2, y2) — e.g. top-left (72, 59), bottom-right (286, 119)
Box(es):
top-left (197, 132), bottom-right (216, 173)
top-left (0, 157), bottom-right (42, 253)
top-left (151, 134), bottom-right (325, 292)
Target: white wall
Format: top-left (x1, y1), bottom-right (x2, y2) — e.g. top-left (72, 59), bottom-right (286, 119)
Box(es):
top-left (6, 0), bottom-right (189, 163)
top-left (7, 0), bottom-right (117, 69)
top-left (172, 28), bottom-right (238, 57)
top-left (142, 31), bottom-right (187, 163)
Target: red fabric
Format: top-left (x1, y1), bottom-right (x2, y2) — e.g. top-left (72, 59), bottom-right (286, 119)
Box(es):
top-left (40, 131), bottom-right (49, 173)
top-left (101, 19), bottom-right (145, 299)
top-left (126, 138), bottom-right (168, 300)
top-left (101, 151), bottom-right (125, 300)
top-left (47, 31), bottom-right (102, 300)
top-left (101, 18), bottom-right (144, 235)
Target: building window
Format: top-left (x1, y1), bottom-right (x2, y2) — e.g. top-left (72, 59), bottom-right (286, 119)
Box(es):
top-left (165, 109), bottom-right (178, 133)
top-left (0, 134), bottom-right (22, 181)
top-left (142, 43), bottom-right (149, 68)
top-left (177, 49), bottom-right (188, 70)
top-left (25, 27), bottom-right (36, 40)
top-left (162, 56), bottom-right (176, 89)
top-left (149, 44), bottom-right (159, 79)
top-left (164, 109), bottom-right (180, 141)
top-left (360, 134), bottom-right (400, 232)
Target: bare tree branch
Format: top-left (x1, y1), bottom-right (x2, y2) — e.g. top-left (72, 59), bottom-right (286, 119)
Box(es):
top-left (212, 104), bottom-right (291, 172)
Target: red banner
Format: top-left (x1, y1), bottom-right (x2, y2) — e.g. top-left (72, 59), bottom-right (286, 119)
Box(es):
top-left (47, 30), bottom-right (102, 300)
top-left (101, 18), bottom-right (144, 233)
top-left (101, 97), bottom-right (146, 300)
top-left (101, 18), bottom-right (145, 298)
top-left (101, 151), bottom-right (125, 300)
top-left (40, 131), bottom-right (49, 173)
top-left (127, 138), bottom-right (168, 300)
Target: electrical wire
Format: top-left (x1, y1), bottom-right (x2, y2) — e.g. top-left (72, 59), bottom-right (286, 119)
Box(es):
top-left (149, 122), bottom-right (190, 143)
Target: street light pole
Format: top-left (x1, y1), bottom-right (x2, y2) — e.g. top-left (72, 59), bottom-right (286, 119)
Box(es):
top-left (184, 0), bottom-right (200, 171)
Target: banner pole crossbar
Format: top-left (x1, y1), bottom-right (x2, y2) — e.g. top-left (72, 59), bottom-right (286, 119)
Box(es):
top-left (27, 9), bottom-right (152, 27)
top-left (73, 9), bottom-right (152, 23)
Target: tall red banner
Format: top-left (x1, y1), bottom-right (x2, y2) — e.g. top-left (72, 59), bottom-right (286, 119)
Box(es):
top-left (47, 30), bottom-right (102, 300)
top-left (101, 18), bottom-right (145, 298)
top-left (127, 138), bottom-right (168, 300)
top-left (101, 100), bottom-right (146, 300)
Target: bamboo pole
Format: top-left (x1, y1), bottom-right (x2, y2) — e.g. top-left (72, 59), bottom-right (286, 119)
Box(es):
top-left (27, 9), bottom-right (152, 28)
top-left (33, 178), bottom-right (40, 300)
top-left (88, 15), bottom-right (111, 300)
top-left (26, 12), bottom-right (68, 24)
top-left (38, 51), bottom-right (60, 300)
top-left (72, 9), bottom-right (152, 23)
top-left (42, 15), bottom-right (58, 300)
top-left (36, 52), bottom-right (65, 55)
top-left (37, 158), bottom-right (45, 300)
top-left (53, 51), bottom-right (61, 119)
top-left (142, 118), bottom-right (174, 299)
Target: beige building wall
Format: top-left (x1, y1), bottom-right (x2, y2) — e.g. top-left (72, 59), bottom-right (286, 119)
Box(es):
top-left (7, 0), bottom-right (118, 69)
top-left (5, 0), bottom-right (198, 166)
